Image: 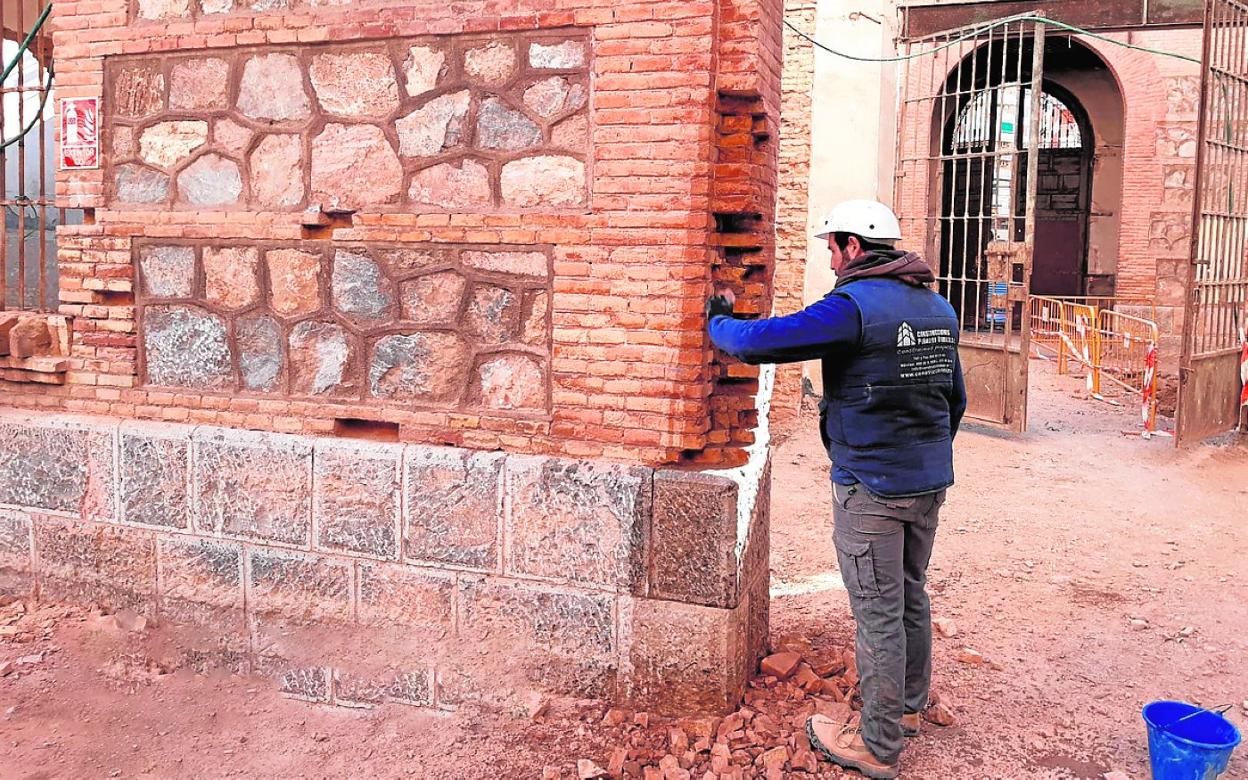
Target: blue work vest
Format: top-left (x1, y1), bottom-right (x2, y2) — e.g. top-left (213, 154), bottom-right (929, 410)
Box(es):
top-left (819, 278), bottom-right (961, 498)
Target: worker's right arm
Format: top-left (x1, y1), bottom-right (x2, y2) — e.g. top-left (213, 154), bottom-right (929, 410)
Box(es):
top-left (707, 294), bottom-right (861, 365)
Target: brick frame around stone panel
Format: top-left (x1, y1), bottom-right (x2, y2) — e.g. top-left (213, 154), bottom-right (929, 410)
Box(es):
top-left (105, 31), bottom-right (592, 214)
top-left (133, 238), bottom-right (553, 415)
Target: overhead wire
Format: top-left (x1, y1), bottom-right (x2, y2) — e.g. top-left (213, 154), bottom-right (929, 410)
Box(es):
top-left (783, 12), bottom-right (1202, 65)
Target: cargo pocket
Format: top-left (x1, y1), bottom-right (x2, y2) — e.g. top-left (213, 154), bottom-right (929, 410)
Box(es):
top-left (835, 537), bottom-right (881, 599)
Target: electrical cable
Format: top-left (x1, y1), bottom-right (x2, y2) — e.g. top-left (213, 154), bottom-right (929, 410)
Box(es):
top-left (783, 12), bottom-right (1201, 65)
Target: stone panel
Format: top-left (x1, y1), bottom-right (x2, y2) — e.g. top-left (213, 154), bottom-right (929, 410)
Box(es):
top-left (157, 536), bottom-right (245, 635)
top-left (0, 416), bottom-right (115, 521)
top-left (450, 578), bottom-right (615, 704)
top-left (313, 439), bottom-right (401, 559)
top-left (113, 64), bottom-right (165, 118)
top-left (170, 57), bottom-right (231, 111)
top-left (408, 159), bottom-right (492, 209)
top-left (622, 596), bottom-right (748, 716)
top-left (402, 45), bottom-right (446, 98)
top-left (310, 124), bottom-right (403, 207)
top-left (501, 155), bottom-right (586, 207)
top-left (0, 510), bottom-right (32, 592)
top-left (464, 284), bottom-right (520, 343)
top-left (399, 271), bottom-right (467, 325)
top-left (462, 250), bottom-right (549, 278)
top-left (474, 353), bottom-right (546, 411)
top-left (248, 548), bottom-right (351, 658)
top-left (192, 428), bottom-right (313, 545)
top-left (139, 121), bottom-right (209, 169)
top-left (236, 315), bottom-right (284, 392)
top-left (139, 245), bottom-right (196, 299)
top-left (34, 516), bottom-right (156, 613)
top-left (404, 446), bottom-right (503, 569)
top-left (356, 562), bottom-right (454, 636)
top-left (115, 165), bottom-right (171, 204)
top-left (530, 40), bottom-right (587, 69)
top-left (333, 668), bottom-right (434, 708)
top-left (396, 90), bottom-right (470, 157)
top-left (143, 305), bottom-right (233, 390)
top-left (369, 332), bottom-right (471, 402)
top-left (505, 456), bottom-right (651, 591)
top-left (120, 422), bottom-right (191, 529)
top-left (649, 471), bottom-right (740, 608)
top-left (475, 98), bottom-right (542, 152)
top-left (309, 51), bottom-right (400, 118)
top-left (214, 119), bottom-right (254, 156)
top-left (249, 134), bottom-right (306, 208)
top-left (289, 320), bottom-right (352, 396)
top-left (238, 53), bottom-right (311, 122)
top-left (203, 246), bottom-right (261, 311)
top-left (266, 249), bottom-right (323, 318)
top-left (464, 41), bottom-right (517, 85)
top-left (178, 154), bottom-right (243, 206)
top-left (332, 250), bottom-right (395, 321)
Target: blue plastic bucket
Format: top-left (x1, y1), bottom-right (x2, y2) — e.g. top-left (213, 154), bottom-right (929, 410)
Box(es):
top-left (1143, 701), bottom-right (1241, 779)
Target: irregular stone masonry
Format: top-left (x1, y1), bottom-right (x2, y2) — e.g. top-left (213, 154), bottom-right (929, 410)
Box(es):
top-left (134, 239), bottom-right (552, 413)
top-left (106, 33), bottom-right (590, 213)
top-left (0, 411), bottom-right (768, 713)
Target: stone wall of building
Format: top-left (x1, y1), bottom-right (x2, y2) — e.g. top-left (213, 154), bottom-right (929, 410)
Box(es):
top-left (0, 0), bottom-right (786, 714)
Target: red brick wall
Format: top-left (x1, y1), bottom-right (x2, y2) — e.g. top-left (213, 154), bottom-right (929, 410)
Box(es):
top-left (20, 0), bottom-right (784, 466)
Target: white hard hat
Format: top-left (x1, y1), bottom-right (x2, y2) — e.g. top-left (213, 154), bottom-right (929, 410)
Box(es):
top-left (814, 199), bottom-right (902, 244)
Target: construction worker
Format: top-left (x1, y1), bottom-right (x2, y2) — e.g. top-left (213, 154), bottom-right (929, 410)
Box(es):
top-left (705, 200), bottom-right (966, 780)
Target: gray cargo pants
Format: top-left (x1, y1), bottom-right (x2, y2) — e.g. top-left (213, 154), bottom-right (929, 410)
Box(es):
top-left (832, 479), bottom-right (945, 765)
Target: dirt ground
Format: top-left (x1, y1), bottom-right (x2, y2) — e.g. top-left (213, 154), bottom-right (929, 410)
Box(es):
top-left (1, 361), bottom-right (1246, 779)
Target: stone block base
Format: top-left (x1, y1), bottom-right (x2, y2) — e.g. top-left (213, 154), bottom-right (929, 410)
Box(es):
top-left (0, 411), bottom-right (769, 715)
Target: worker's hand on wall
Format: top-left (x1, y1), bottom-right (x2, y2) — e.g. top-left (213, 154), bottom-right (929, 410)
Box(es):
top-left (706, 288), bottom-right (736, 320)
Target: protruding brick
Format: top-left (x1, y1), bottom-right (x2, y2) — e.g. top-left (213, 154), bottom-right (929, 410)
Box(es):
top-left (313, 439), bottom-right (401, 559)
top-left (404, 446), bottom-right (503, 569)
top-left (192, 427), bottom-right (312, 545)
top-left (505, 455), bottom-right (651, 591)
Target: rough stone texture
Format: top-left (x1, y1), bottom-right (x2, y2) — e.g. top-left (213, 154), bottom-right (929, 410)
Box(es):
top-left (623, 596), bottom-right (749, 715)
top-left (237, 54), bottom-right (311, 122)
top-left (139, 245), bottom-right (196, 299)
top-left (34, 516), bottom-right (156, 613)
top-left (203, 246), bottom-right (261, 310)
top-left (369, 332), bottom-right (471, 402)
top-left (408, 159), bottom-right (492, 209)
top-left (113, 125), bottom-right (137, 159)
top-left (310, 123), bottom-right (403, 207)
top-left (522, 291), bottom-right (549, 346)
top-left (402, 45), bottom-right (446, 98)
top-left (404, 447), bottom-right (503, 569)
top-left (476, 98), bottom-right (542, 152)
top-left (551, 114), bottom-right (590, 148)
top-left (157, 536), bottom-right (245, 635)
top-left (313, 440), bottom-right (401, 559)
top-left (501, 156), bottom-right (585, 207)
top-left (396, 90), bottom-right (470, 157)
top-left (0, 418), bottom-right (113, 518)
top-left (248, 548), bottom-right (351, 658)
top-left (649, 471), bottom-right (740, 608)
top-left (505, 456), bottom-right (651, 591)
top-left (332, 250), bottom-right (395, 321)
top-left (475, 353), bottom-right (546, 410)
top-left (523, 77), bottom-right (587, 118)
top-left (462, 250), bottom-right (549, 278)
top-left (452, 578), bottom-right (615, 704)
top-left (464, 42), bottom-right (517, 85)
top-left (356, 563), bottom-right (453, 635)
top-left (115, 165), bottom-right (171, 204)
top-left (143, 305), bottom-right (233, 390)
top-left (177, 154), bottom-right (243, 206)
top-left (0, 510), bottom-right (32, 592)
top-left (214, 119), bottom-right (254, 156)
top-left (169, 58), bottom-right (230, 111)
top-left (309, 52), bottom-right (400, 118)
top-left (266, 249), bottom-right (322, 317)
top-left (399, 271), bottom-right (467, 325)
top-left (137, 0), bottom-right (192, 19)
top-left (192, 428), bottom-right (312, 545)
top-left (236, 315), bottom-right (284, 392)
top-left (464, 284), bottom-right (520, 343)
top-left (249, 134), bottom-right (305, 207)
top-left (200, 0), bottom-right (234, 12)
top-left (333, 668), bottom-right (434, 708)
top-left (139, 121), bottom-right (209, 169)
top-left (113, 65), bottom-right (166, 118)
top-left (530, 40), bottom-right (587, 69)
top-left (288, 320), bottom-right (351, 396)
top-left (120, 424), bottom-right (190, 529)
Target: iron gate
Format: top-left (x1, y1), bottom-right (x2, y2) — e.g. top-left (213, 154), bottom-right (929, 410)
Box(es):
top-left (1, 0), bottom-right (57, 313)
top-left (894, 17), bottom-right (1046, 432)
top-left (1180, 0), bottom-right (1248, 443)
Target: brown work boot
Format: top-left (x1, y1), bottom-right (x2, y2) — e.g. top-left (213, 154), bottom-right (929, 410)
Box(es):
top-left (901, 712), bottom-right (921, 737)
top-left (806, 715), bottom-right (899, 780)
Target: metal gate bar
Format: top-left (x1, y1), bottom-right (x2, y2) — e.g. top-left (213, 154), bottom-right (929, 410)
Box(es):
top-left (1180, 0), bottom-right (1248, 442)
top-left (894, 17), bottom-right (1045, 430)
top-left (1, 0), bottom-right (57, 313)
